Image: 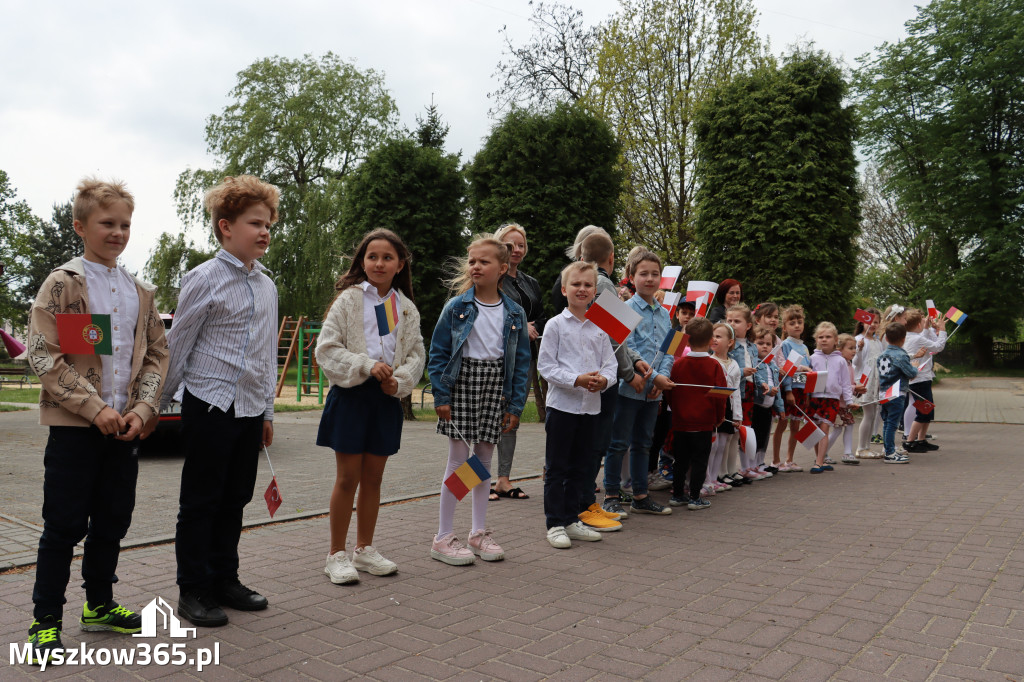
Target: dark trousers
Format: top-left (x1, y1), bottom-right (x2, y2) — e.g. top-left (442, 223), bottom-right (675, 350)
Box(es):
top-left (581, 383), bottom-right (617, 511)
top-left (751, 404), bottom-right (773, 454)
top-left (648, 398), bottom-right (671, 472)
top-left (33, 426), bottom-right (139, 620)
top-left (671, 430), bottom-right (712, 501)
top-left (544, 408), bottom-right (596, 529)
top-left (175, 390), bottom-right (262, 591)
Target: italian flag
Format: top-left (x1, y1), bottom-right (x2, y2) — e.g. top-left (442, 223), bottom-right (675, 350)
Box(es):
top-left (55, 314), bottom-right (113, 355)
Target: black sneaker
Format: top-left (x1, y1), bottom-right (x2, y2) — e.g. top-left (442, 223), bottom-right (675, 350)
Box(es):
top-left (601, 497), bottom-right (628, 519)
top-left (918, 439), bottom-right (939, 451)
top-left (630, 496), bottom-right (672, 515)
top-left (178, 590), bottom-right (228, 627)
top-left (904, 440), bottom-right (927, 453)
top-left (80, 600), bottom-right (142, 633)
top-left (668, 496), bottom-right (687, 507)
top-left (28, 616), bottom-right (62, 665)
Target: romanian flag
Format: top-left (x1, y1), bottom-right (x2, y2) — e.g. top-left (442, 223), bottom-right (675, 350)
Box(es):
top-left (659, 329), bottom-right (688, 357)
top-left (686, 280), bottom-right (718, 303)
top-left (706, 386), bottom-right (736, 398)
top-left (803, 370), bottom-right (828, 393)
top-left (374, 295), bottom-right (400, 335)
top-left (913, 398), bottom-right (935, 415)
top-left (586, 290), bottom-right (642, 345)
top-left (946, 306), bottom-right (967, 325)
top-left (780, 350), bottom-right (802, 378)
top-left (880, 380), bottom-right (901, 405)
top-left (662, 291), bottom-right (681, 317)
top-left (660, 265), bottom-right (682, 291)
top-left (795, 420), bottom-right (825, 449)
top-left (854, 309), bottom-right (874, 325)
top-left (926, 299), bottom-right (939, 319)
top-left (444, 455), bottom-right (490, 501)
top-left (55, 314), bottom-right (113, 355)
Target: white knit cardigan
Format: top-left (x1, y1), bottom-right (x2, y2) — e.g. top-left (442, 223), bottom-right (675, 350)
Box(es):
top-left (315, 286), bottom-right (426, 399)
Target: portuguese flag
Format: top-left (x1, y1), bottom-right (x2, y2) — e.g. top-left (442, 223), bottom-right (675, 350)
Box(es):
top-left (55, 314), bottom-right (113, 355)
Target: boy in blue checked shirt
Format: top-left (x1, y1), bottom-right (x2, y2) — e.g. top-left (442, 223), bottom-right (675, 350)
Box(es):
top-left (164, 176), bottom-right (280, 627)
top-left (876, 322), bottom-right (917, 464)
top-left (602, 248), bottom-right (675, 517)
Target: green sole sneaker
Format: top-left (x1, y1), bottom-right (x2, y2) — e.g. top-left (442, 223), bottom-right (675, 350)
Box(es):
top-left (28, 617), bottom-right (63, 665)
top-left (80, 601), bottom-right (142, 633)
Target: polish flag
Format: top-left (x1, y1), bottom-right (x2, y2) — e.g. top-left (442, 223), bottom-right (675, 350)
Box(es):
top-left (686, 280), bottom-right (719, 303)
top-left (585, 290), bottom-right (643, 345)
top-left (803, 370), bottom-right (828, 393)
top-left (761, 345), bottom-right (779, 366)
top-left (662, 291), bottom-right (682, 317)
top-left (780, 350), bottom-right (802, 378)
top-left (694, 293), bottom-right (711, 318)
top-left (795, 420), bottom-right (825, 450)
top-left (879, 380), bottom-right (900, 405)
top-left (926, 299), bottom-right (939, 319)
top-left (858, 373), bottom-right (868, 386)
top-left (660, 265), bottom-right (682, 291)
top-left (738, 425), bottom-right (757, 460)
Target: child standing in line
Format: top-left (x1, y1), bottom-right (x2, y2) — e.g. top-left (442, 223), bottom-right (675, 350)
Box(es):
top-left (726, 303), bottom-right (763, 480)
top-left (602, 249), bottom-right (675, 517)
top-left (877, 322), bottom-right (918, 463)
top-left (669, 318), bottom-right (726, 509)
top-left (707, 323), bottom-right (744, 491)
top-left (537, 262), bottom-right (617, 548)
top-left (902, 309), bottom-right (947, 453)
top-left (166, 175), bottom-right (280, 627)
top-left (752, 302), bottom-right (781, 348)
top-left (806, 322), bottom-right (853, 474)
top-left (25, 178), bottom-right (169, 662)
top-left (826, 334), bottom-right (865, 465)
top-left (751, 326), bottom-right (784, 474)
top-left (316, 230), bottom-right (425, 584)
top-left (773, 305), bottom-right (812, 472)
top-left (854, 308), bottom-right (884, 458)
top-left (428, 235), bottom-right (531, 565)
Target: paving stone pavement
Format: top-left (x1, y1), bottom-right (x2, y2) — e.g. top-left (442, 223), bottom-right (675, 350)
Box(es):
top-left (1, 417), bottom-right (1023, 679)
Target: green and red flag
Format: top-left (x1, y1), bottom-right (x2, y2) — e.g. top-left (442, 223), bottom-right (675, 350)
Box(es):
top-left (55, 314), bottom-right (113, 355)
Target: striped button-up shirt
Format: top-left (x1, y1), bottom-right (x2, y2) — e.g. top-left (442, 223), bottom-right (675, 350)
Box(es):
top-left (165, 249), bottom-right (278, 420)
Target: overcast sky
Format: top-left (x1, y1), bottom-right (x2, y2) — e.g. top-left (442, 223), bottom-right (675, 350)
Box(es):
top-left (0, 0), bottom-right (923, 273)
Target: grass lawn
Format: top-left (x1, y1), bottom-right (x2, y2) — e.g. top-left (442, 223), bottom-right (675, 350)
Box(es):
top-left (933, 366), bottom-right (1024, 383)
top-left (413, 401), bottom-right (541, 424)
top-left (0, 387), bottom-right (39, 403)
top-left (0, 404), bottom-right (31, 412)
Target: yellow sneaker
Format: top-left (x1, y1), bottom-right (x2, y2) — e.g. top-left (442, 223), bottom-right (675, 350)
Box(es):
top-left (578, 509), bottom-right (622, 532)
top-left (588, 502), bottom-right (622, 521)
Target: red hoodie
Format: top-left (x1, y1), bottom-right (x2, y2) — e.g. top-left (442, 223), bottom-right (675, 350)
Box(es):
top-left (669, 352), bottom-right (727, 431)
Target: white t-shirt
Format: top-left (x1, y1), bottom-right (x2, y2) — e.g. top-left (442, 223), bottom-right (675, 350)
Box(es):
top-left (464, 298), bottom-right (504, 360)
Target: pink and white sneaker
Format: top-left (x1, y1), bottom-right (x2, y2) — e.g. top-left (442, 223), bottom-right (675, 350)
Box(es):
top-left (430, 533), bottom-right (475, 566)
top-left (467, 529), bottom-right (505, 561)
top-left (700, 484), bottom-right (716, 497)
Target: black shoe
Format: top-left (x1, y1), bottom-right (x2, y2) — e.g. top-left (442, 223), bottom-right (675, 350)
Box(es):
top-left (918, 439), bottom-right (939, 451)
top-left (764, 466), bottom-right (779, 474)
top-left (215, 580), bottom-right (268, 611)
top-left (178, 590), bottom-right (228, 627)
top-left (904, 440), bottom-right (927, 453)
top-left (28, 616), bottom-right (63, 665)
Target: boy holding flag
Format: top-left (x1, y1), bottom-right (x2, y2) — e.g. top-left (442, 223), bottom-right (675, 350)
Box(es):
top-left (25, 178), bottom-right (169, 663)
top-left (876, 323), bottom-right (918, 464)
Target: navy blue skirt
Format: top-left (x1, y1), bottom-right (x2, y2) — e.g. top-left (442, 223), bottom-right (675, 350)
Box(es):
top-left (316, 379), bottom-right (403, 456)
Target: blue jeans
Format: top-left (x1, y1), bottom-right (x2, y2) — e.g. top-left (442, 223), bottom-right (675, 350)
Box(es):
top-left (603, 396), bottom-right (659, 497)
top-left (881, 396), bottom-right (905, 455)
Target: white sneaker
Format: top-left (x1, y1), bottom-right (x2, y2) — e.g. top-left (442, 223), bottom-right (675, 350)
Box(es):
top-left (352, 545), bottom-right (398, 576)
top-left (324, 551), bottom-right (359, 584)
top-left (547, 526), bottom-right (571, 549)
top-left (565, 521), bottom-right (602, 542)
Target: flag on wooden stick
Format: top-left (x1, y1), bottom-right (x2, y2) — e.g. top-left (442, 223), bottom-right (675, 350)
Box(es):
top-left (585, 290), bottom-right (642, 345)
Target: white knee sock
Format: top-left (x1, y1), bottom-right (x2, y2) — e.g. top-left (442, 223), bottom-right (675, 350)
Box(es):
top-left (438, 438), bottom-right (469, 539)
top-left (471, 442), bottom-right (494, 533)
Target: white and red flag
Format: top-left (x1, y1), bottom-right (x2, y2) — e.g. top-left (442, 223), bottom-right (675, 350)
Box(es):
top-left (686, 280), bottom-right (718, 303)
top-left (926, 299), bottom-right (939, 319)
top-left (660, 266), bottom-right (682, 291)
top-left (585, 289), bottom-right (643, 345)
top-left (795, 420), bottom-right (826, 450)
top-left (738, 425), bottom-right (757, 460)
top-left (879, 380), bottom-right (901, 405)
top-left (694, 293), bottom-right (711, 318)
top-left (780, 350), bottom-right (802, 378)
top-left (803, 370), bottom-right (828, 393)
top-left (662, 291), bottom-right (682, 317)
top-left (858, 373), bottom-right (868, 386)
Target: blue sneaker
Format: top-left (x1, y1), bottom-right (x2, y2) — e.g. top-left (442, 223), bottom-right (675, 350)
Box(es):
top-left (687, 497), bottom-right (711, 510)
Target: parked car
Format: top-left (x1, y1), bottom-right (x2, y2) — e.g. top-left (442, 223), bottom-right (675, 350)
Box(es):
top-left (149, 313), bottom-right (181, 448)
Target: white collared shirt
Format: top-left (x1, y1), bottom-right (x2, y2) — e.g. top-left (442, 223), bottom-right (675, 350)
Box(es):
top-left (537, 309), bottom-right (617, 415)
top-left (81, 258), bottom-right (139, 413)
top-left (360, 280), bottom-right (399, 366)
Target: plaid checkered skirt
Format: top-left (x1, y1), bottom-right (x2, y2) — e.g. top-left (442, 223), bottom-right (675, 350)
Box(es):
top-left (437, 357), bottom-right (505, 444)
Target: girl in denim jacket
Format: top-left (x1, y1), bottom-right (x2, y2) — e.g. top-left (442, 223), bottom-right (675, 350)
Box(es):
top-left (428, 235), bottom-right (531, 566)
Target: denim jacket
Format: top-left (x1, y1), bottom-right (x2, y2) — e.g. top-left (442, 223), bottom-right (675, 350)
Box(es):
top-left (876, 344), bottom-right (917, 394)
top-left (780, 338), bottom-right (811, 393)
top-left (617, 294), bottom-right (673, 402)
top-left (729, 339), bottom-right (757, 401)
top-left (753, 361), bottom-right (784, 413)
top-left (428, 287), bottom-right (531, 416)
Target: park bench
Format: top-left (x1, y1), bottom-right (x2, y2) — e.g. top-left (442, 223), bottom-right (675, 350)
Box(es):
top-left (0, 367), bottom-right (32, 389)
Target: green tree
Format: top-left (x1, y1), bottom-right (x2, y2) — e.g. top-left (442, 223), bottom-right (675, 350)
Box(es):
top-left (340, 105), bottom-right (466, 336)
top-left (588, 0), bottom-right (763, 271)
top-left (693, 49), bottom-right (860, 329)
top-left (174, 53), bottom-right (399, 318)
top-left (467, 102), bottom-right (623, 317)
top-left (17, 200), bottom-right (81, 306)
top-left (0, 170), bottom-right (44, 325)
top-left (143, 233), bottom-right (214, 312)
top-left (854, 0), bottom-right (1024, 363)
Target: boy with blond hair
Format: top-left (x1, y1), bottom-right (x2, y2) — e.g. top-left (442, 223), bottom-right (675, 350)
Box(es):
top-left (25, 178), bottom-right (169, 664)
top-left (164, 175), bottom-right (280, 627)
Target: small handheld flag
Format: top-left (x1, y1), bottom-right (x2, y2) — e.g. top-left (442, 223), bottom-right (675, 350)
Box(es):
top-left (795, 420), bottom-right (826, 450)
top-left (444, 455), bottom-right (490, 501)
top-left (659, 330), bottom-right (689, 357)
top-left (374, 295), bottom-right (400, 335)
top-left (659, 265), bottom-right (682, 291)
top-left (945, 306), bottom-right (967, 325)
top-left (913, 398), bottom-right (935, 415)
top-left (879, 380), bottom-right (901, 405)
top-left (55, 314), bottom-right (113, 355)
top-left (262, 446), bottom-right (282, 518)
top-left (706, 386), bottom-right (736, 398)
top-left (686, 280), bottom-right (719, 303)
top-left (694, 293), bottom-right (711, 318)
top-left (853, 309), bottom-right (874, 325)
top-left (926, 300), bottom-right (938, 319)
top-left (586, 290), bottom-right (643, 345)
top-left (780, 350), bottom-right (802, 378)
top-left (661, 291), bottom-right (682, 318)
top-left (738, 425), bottom-right (756, 461)
top-left (802, 370), bottom-right (828, 393)
top-left (756, 345), bottom-right (779, 367)
top-left (858, 373), bottom-right (868, 386)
